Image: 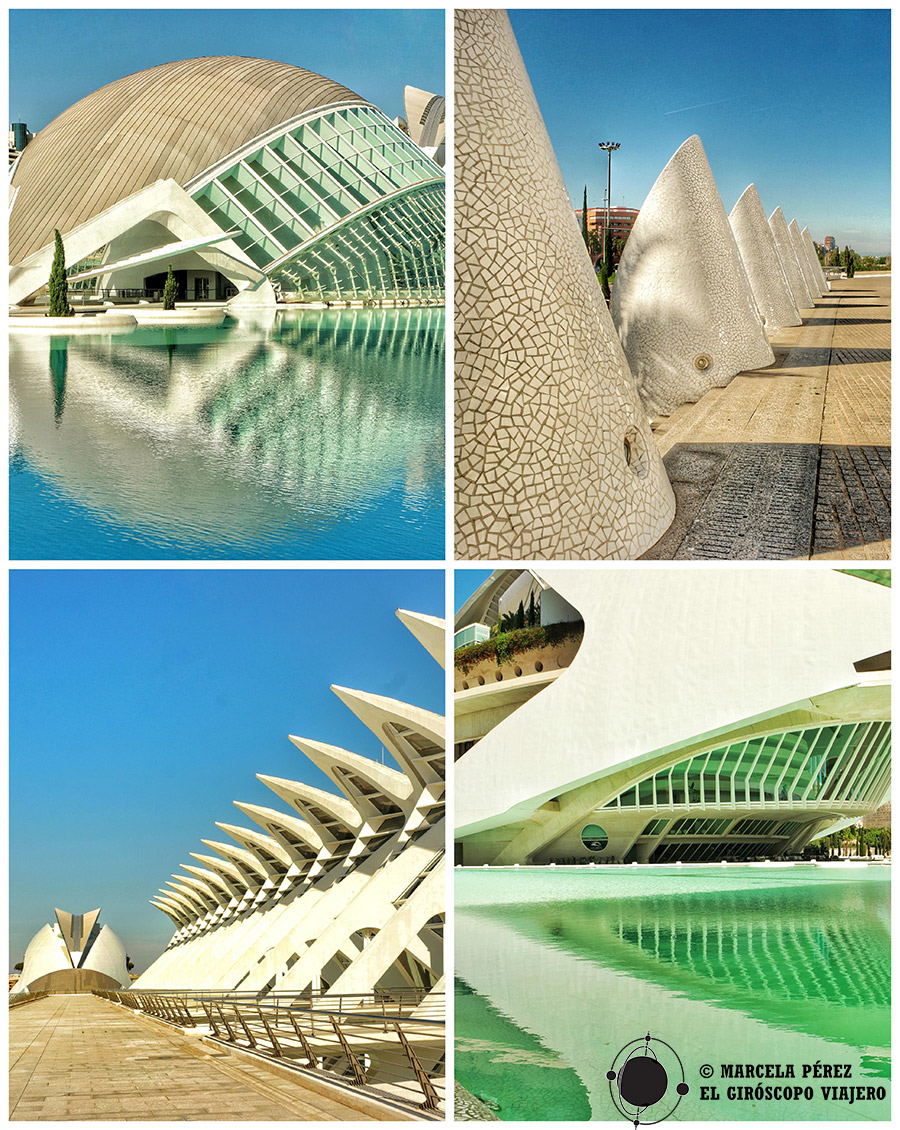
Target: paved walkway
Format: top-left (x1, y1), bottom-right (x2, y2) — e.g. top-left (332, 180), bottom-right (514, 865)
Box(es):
top-left (643, 274), bottom-right (890, 559)
top-left (9, 995), bottom-right (379, 1121)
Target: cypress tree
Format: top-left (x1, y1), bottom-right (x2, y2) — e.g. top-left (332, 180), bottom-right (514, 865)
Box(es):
top-left (515, 600), bottom-right (525, 630)
top-left (581, 186), bottom-right (589, 249)
top-left (47, 229), bottom-right (73, 317)
top-left (162, 264), bottom-right (178, 310)
top-left (604, 225), bottom-right (614, 273)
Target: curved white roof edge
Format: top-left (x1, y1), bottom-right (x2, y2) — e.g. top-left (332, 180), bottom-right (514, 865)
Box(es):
top-left (456, 570), bottom-right (890, 837)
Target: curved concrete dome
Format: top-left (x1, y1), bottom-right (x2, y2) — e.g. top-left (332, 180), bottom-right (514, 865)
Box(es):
top-left (10, 56), bottom-right (365, 265)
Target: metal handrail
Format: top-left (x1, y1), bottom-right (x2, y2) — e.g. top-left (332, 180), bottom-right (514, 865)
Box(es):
top-left (95, 988), bottom-right (444, 1113)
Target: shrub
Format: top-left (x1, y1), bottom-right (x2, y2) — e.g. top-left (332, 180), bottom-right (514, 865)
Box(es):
top-left (455, 620), bottom-right (584, 675)
top-left (162, 264), bottom-right (178, 310)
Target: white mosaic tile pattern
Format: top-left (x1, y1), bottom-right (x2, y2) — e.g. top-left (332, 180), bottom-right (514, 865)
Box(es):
top-left (801, 225), bottom-right (830, 294)
top-left (611, 135), bottom-right (774, 419)
top-left (454, 9), bottom-right (675, 560)
top-left (769, 206), bottom-right (814, 309)
top-left (728, 184), bottom-right (801, 333)
top-left (789, 218), bottom-right (823, 300)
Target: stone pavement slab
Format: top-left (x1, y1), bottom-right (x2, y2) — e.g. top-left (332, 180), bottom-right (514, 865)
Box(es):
top-left (643, 275), bottom-right (891, 559)
top-left (9, 994), bottom-right (383, 1121)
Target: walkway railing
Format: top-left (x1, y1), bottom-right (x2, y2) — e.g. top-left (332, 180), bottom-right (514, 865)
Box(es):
top-left (94, 988), bottom-right (444, 1114)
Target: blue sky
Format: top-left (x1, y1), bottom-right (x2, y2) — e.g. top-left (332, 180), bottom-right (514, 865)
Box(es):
top-left (510, 8), bottom-right (890, 254)
top-left (455, 568), bottom-right (492, 614)
top-left (9, 8), bottom-right (444, 130)
top-left (9, 568), bottom-right (444, 972)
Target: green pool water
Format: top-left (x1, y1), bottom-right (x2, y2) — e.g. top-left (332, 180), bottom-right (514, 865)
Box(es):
top-left (455, 866), bottom-right (890, 1121)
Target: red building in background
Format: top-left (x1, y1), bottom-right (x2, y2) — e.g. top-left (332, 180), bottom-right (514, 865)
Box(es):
top-left (575, 206), bottom-right (639, 266)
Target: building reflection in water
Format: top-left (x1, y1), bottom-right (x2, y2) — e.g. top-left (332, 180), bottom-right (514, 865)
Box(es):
top-left (10, 306), bottom-right (444, 558)
top-left (455, 870), bottom-right (890, 1121)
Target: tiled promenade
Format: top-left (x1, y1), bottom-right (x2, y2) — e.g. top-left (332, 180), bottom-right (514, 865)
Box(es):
top-left (643, 274), bottom-right (890, 559)
top-left (9, 994), bottom-right (383, 1121)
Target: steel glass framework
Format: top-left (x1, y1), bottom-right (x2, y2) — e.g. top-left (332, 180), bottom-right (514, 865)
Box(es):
top-left (190, 104), bottom-right (444, 301)
top-left (603, 721), bottom-right (891, 813)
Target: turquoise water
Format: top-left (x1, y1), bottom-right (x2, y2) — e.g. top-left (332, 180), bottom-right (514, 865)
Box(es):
top-left (9, 306), bottom-right (444, 559)
top-left (456, 866), bottom-right (890, 1121)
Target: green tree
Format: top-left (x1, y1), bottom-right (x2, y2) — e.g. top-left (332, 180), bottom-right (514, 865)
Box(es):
top-left (515, 600), bottom-right (525, 630)
top-left (47, 229), bottom-right (73, 317)
top-left (527, 591), bottom-right (537, 628)
top-left (162, 264), bottom-right (178, 310)
top-left (604, 226), bottom-right (614, 273)
top-left (599, 261), bottom-right (611, 301)
top-left (581, 186), bottom-right (589, 249)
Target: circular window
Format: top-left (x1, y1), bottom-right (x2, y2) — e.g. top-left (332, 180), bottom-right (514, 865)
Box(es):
top-left (581, 824), bottom-right (609, 852)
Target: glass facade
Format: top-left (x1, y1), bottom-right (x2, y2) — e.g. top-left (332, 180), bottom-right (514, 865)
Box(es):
top-left (603, 721), bottom-right (891, 812)
top-left (190, 105), bottom-right (444, 302)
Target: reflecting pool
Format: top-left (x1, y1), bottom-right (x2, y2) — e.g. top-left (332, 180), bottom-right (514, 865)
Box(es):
top-left (456, 866), bottom-right (890, 1121)
top-left (10, 306), bottom-right (444, 559)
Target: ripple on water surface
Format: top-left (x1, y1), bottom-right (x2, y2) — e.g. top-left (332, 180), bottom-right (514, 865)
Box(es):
top-left (9, 306), bottom-right (444, 559)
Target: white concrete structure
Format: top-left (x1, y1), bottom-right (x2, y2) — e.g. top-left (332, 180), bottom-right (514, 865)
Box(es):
top-left (455, 570), bottom-right (890, 865)
top-left (16, 908), bottom-right (130, 993)
top-left (789, 218), bottom-right (823, 300)
top-left (136, 608), bottom-right (445, 998)
top-left (10, 57), bottom-right (444, 307)
top-left (801, 225), bottom-right (830, 294)
top-left (403, 86), bottom-right (445, 167)
top-left (728, 184), bottom-right (801, 332)
top-left (611, 136), bottom-right (774, 418)
top-left (454, 9), bottom-right (674, 560)
top-left (768, 207), bottom-right (815, 310)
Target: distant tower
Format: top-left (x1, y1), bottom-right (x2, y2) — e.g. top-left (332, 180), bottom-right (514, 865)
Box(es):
top-left (8, 121), bottom-right (32, 166)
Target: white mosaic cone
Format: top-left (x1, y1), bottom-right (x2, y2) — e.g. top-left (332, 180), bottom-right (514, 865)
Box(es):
top-left (769, 207), bottom-right (814, 309)
top-left (729, 184), bottom-right (801, 333)
top-left (455, 9), bottom-right (675, 559)
top-left (611, 135), bottom-right (774, 419)
top-left (789, 218), bottom-right (822, 301)
top-left (801, 226), bottom-right (830, 293)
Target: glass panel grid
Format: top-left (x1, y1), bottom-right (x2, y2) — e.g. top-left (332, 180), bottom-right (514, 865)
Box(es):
top-left (605, 721), bottom-right (891, 812)
top-left (190, 105), bottom-right (443, 296)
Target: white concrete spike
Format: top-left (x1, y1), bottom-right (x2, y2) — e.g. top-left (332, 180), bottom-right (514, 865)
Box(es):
top-left (214, 822), bottom-right (292, 874)
top-left (454, 8), bottom-right (674, 559)
top-left (612, 135), bottom-right (774, 417)
top-left (789, 218), bottom-right (822, 301)
top-left (255, 773), bottom-right (362, 848)
top-left (801, 227), bottom-right (830, 293)
top-left (395, 608), bottom-right (445, 668)
top-left (232, 800), bottom-right (323, 864)
top-left (728, 185), bottom-right (801, 332)
top-left (769, 207), bottom-right (814, 309)
top-left (288, 735), bottom-right (413, 814)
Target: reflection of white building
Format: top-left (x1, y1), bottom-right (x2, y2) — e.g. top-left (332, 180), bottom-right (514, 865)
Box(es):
top-left (455, 570), bottom-right (890, 865)
top-left (136, 608), bottom-right (445, 998)
top-left (10, 57), bottom-right (444, 307)
top-left (16, 908), bottom-right (130, 993)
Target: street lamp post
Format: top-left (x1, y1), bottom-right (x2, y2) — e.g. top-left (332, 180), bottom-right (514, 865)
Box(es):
top-left (598, 141), bottom-right (620, 266)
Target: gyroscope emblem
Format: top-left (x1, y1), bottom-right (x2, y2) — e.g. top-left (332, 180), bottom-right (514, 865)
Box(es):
top-left (607, 1032), bottom-right (689, 1125)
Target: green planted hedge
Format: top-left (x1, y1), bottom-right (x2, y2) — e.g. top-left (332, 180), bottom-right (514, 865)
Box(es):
top-left (455, 620), bottom-right (584, 675)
